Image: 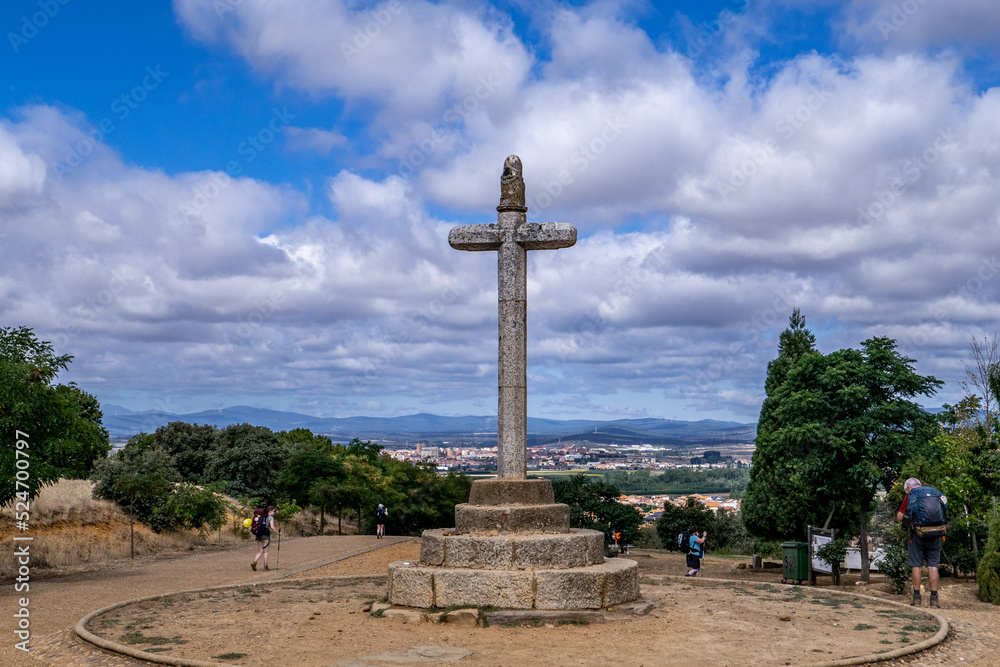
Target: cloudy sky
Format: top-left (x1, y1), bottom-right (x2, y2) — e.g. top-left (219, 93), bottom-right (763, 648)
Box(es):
top-left (2, 0), bottom-right (1000, 423)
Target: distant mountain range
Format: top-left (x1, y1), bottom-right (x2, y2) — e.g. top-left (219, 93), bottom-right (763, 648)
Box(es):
top-left (101, 404), bottom-right (757, 447)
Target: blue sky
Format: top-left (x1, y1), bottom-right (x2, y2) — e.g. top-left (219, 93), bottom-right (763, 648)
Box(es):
top-left (3, 0), bottom-right (1000, 423)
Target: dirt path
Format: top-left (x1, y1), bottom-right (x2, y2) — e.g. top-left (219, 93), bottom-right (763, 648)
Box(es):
top-left (3, 540), bottom-right (999, 666)
top-left (0, 535), bottom-right (411, 667)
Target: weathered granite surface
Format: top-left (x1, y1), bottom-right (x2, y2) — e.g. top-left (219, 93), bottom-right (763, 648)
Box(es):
top-left (454, 503), bottom-right (570, 534)
top-left (386, 156), bottom-right (637, 611)
top-left (387, 557), bottom-right (639, 610)
top-left (466, 478), bottom-right (555, 505)
top-left (418, 528), bottom-right (604, 569)
top-left (448, 155), bottom-right (575, 479)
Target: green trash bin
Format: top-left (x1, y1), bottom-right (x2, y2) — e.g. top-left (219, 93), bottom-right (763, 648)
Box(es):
top-left (781, 541), bottom-right (809, 584)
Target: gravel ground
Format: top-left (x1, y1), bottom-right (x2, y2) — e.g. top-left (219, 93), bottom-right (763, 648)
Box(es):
top-left (4, 538), bottom-right (998, 666)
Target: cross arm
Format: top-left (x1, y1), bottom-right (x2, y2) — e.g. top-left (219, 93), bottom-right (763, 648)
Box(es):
top-left (517, 222), bottom-right (577, 250)
top-left (449, 224), bottom-right (503, 251)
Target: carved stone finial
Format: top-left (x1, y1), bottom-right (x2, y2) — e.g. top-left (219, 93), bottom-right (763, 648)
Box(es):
top-left (497, 154), bottom-right (527, 212)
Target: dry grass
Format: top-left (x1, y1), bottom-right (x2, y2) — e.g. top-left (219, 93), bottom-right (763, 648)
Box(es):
top-left (0, 479), bottom-right (247, 579)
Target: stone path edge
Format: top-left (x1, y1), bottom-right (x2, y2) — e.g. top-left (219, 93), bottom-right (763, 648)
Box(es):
top-left (70, 561), bottom-right (949, 667)
top-left (641, 575), bottom-right (950, 667)
top-left (73, 573), bottom-right (387, 667)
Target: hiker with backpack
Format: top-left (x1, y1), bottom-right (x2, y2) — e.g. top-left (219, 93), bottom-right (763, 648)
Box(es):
top-left (896, 478), bottom-right (947, 608)
top-left (375, 504), bottom-right (388, 539)
top-left (250, 506), bottom-right (278, 571)
top-left (685, 529), bottom-right (707, 576)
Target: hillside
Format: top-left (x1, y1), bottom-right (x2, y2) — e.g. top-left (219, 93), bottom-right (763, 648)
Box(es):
top-left (102, 405), bottom-right (756, 447)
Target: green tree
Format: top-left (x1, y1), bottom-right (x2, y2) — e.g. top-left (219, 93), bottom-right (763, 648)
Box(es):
top-left (92, 446), bottom-right (178, 553)
top-left (552, 474), bottom-right (643, 545)
top-left (743, 314), bottom-right (942, 584)
top-left (309, 478), bottom-right (351, 533)
top-left (276, 440), bottom-right (344, 509)
top-left (742, 309), bottom-right (819, 540)
top-left (654, 497), bottom-right (715, 551)
top-left (153, 422), bottom-right (219, 483)
top-left (338, 455), bottom-right (389, 534)
top-left (156, 482), bottom-right (229, 535)
top-left (203, 423), bottom-right (287, 500)
top-left (1, 326), bottom-right (110, 503)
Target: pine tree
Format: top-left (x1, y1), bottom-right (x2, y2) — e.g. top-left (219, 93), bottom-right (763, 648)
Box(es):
top-left (742, 309), bottom-right (820, 539)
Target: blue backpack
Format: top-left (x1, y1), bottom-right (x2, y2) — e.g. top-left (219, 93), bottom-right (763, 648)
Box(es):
top-left (906, 486), bottom-right (947, 538)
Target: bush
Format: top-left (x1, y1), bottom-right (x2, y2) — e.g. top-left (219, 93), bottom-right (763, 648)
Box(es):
top-left (634, 525), bottom-right (662, 549)
top-left (154, 483), bottom-right (229, 534)
top-left (880, 526), bottom-right (911, 594)
top-left (978, 513), bottom-right (1000, 605)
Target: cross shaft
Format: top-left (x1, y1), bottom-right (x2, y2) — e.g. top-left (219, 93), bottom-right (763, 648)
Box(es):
top-left (449, 155), bottom-right (576, 478)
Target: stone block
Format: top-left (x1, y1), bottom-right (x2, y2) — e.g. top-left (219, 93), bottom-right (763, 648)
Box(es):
top-left (485, 610), bottom-right (605, 626)
top-left (420, 531), bottom-right (446, 566)
top-left (455, 503), bottom-right (570, 533)
top-left (382, 608), bottom-right (427, 623)
top-left (387, 562), bottom-right (435, 608)
top-left (513, 533), bottom-right (589, 569)
top-left (441, 609), bottom-right (479, 626)
top-left (535, 569), bottom-right (605, 609)
top-left (602, 558), bottom-right (640, 607)
top-left (467, 478), bottom-right (555, 505)
top-left (587, 530), bottom-right (605, 564)
top-left (434, 568), bottom-right (535, 609)
top-left (444, 535), bottom-right (514, 569)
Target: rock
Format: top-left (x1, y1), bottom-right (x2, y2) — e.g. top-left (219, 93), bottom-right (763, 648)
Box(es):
top-left (780, 615), bottom-right (792, 622)
top-left (382, 608), bottom-right (426, 623)
top-left (441, 609), bottom-right (479, 626)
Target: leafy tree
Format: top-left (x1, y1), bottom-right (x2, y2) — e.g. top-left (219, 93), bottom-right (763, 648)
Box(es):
top-left (742, 309), bottom-right (819, 540)
top-left (334, 437), bottom-right (384, 463)
top-left (153, 422), bottom-right (219, 483)
top-left (309, 478), bottom-right (352, 533)
top-left (92, 446), bottom-right (178, 552)
top-left (552, 474), bottom-right (643, 545)
top-left (654, 497), bottom-right (716, 551)
top-left (386, 467), bottom-right (472, 535)
top-left (203, 423), bottom-right (287, 500)
top-left (276, 441), bottom-right (344, 508)
top-left (1, 326), bottom-right (110, 503)
top-left (156, 482), bottom-right (229, 534)
top-left (744, 315), bottom-right (942, 583)
top-left (339, 455), bottom-right (388, 533)
top-left (810, 338), bottom-right (942, 580)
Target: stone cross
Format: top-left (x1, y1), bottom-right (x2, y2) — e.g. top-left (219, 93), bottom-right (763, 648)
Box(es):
top-left (449, 155), bottom-right (577, 479)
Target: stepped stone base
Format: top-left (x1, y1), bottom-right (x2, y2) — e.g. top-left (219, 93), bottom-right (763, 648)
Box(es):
top-left (387, 557), bottom-right (639, 610)
top-left (467, 478), bottom-right (556, 505)
top-left (386, 477), bottom-right (638, 611)
top-left (455, 503), bottom-right (570, 534)
top-left (420, 528), bottom-right (604, 569)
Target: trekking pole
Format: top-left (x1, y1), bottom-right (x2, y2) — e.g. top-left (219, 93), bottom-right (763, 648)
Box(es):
top-left (276, 530), bottom-right (280, 568)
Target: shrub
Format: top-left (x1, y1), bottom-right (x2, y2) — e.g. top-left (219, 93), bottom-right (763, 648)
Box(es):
top-left (978, 513), bottom-right (1000, 605)
top-left (880, 525), bottom-right (911, 594)
top-left (634, 525), bottom-right (662, 549)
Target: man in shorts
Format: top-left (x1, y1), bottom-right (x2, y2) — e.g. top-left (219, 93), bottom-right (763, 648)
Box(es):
top-left (375, 504), bottom-right (388, 539)
top-left (897, 478), bottom-right (944, 608)
top-left (685, 529), bottom-right (707, 576)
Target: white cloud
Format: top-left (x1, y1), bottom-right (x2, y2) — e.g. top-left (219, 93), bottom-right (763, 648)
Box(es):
top-left (173, 0), bottom-right (533, 129)
top-left (284, 126), bottom-right (349, 155)
top-left (6, 2), bottom-right (1000, 421)
top-left (0, 124), bottom-right (46, 205)
top-left (839, 0), bottom-right (1000, 57)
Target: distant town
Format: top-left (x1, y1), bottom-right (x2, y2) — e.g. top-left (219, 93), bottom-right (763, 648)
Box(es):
top-left (385, 440), bottom-right (752, 519)
top-left (385, 440), bottom-right (754, 472)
